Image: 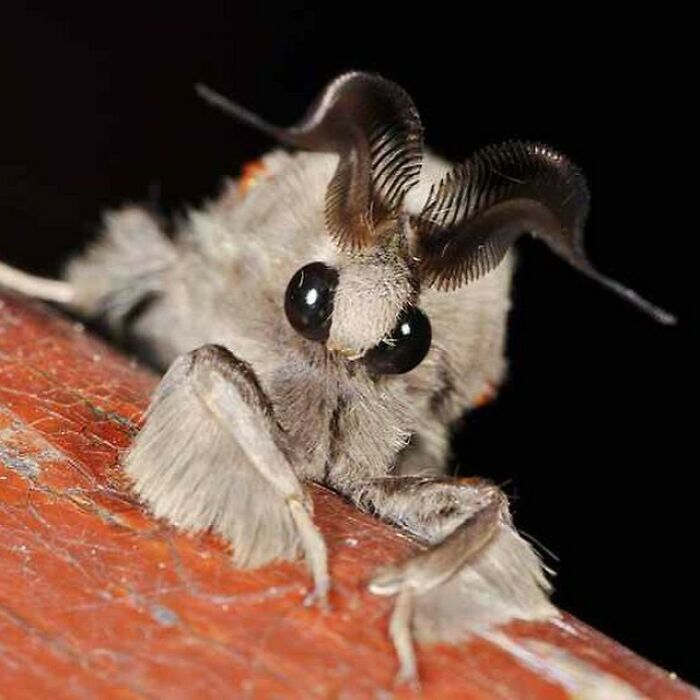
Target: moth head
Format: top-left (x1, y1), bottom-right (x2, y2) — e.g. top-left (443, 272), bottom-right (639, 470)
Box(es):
top-left (199, 71), bottom-right (676, 375)
top-left (199, 72), bottom-right (432, 372)
top-left (283, 218), bottom-right (431, 374)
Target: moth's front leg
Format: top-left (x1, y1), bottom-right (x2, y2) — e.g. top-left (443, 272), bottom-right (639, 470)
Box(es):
top-left (348, 477), bottom-right (556, 684)
top-left (125, 344), bottom-right (329, 606)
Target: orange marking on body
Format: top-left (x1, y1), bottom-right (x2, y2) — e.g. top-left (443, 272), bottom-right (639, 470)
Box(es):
top-left (473, 381), bottom-right (498, 408)
top-left (238, 159), bottom-right (268, 195)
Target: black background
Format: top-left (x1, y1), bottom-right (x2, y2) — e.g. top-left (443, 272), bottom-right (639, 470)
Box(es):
top-left (2, 2), bottom-right (695, 685)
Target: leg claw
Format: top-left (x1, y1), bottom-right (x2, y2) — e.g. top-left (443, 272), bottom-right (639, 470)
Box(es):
top-left (394, 667), bottom-right (421, 692)
top-left (303, 580), bottom-right (330, 611)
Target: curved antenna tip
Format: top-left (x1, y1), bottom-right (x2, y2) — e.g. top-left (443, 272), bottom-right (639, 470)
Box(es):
top-left (194, 83), bottom-right (282, 141)
top-left (650, 308), bottom-right (678, 326)
top-left (576, 261), bottom-right (677, 326)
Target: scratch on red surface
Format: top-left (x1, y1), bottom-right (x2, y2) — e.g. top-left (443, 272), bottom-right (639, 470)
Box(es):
top-left (0, 292), bottom-right (696, 699)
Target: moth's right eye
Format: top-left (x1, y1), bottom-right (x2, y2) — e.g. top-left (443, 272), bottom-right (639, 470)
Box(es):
top-left (284, 262), bottom-right (338, 342)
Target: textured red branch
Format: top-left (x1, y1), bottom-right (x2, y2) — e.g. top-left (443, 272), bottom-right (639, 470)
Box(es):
top-left (0, 291), bottom-right (695, 699)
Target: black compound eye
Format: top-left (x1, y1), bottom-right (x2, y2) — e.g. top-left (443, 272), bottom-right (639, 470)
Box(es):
top-left (284, 262), bottom-right (338, 341)
top-left (363, 307), bottom-right (432, 375)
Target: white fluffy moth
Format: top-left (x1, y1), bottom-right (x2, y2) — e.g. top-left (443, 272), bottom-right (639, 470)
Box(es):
top-left (0, 71), bottom-right (676, 683)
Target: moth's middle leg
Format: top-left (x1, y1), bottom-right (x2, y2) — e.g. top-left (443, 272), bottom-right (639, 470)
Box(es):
top-left (125, 343), bottom-right (329, 606)
top-left (343, 476), bottom-right (553, 683)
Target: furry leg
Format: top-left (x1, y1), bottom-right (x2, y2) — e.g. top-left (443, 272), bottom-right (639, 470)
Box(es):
top-left (126, 343), bottom-right (329, 605)
top-left (0, 260), bottom-right (74, 303)
top-left (346, 476), bottom-right (555, 683)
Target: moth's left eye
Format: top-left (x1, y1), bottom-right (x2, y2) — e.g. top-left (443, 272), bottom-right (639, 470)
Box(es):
top-left (363, 306), bottom-right (432, 375)
top-left (284, 262), bottom-right (338, 342)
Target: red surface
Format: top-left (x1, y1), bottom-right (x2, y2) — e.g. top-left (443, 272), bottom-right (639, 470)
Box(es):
top-left (0, 291), bottom-right (696, 699)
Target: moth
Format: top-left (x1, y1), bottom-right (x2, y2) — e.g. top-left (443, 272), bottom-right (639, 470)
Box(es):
top-left (0, 71), bottom-right (675, 683)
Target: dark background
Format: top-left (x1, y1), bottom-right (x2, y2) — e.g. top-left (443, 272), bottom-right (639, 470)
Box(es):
top-left (2, 3), bottom-right (695, 684)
